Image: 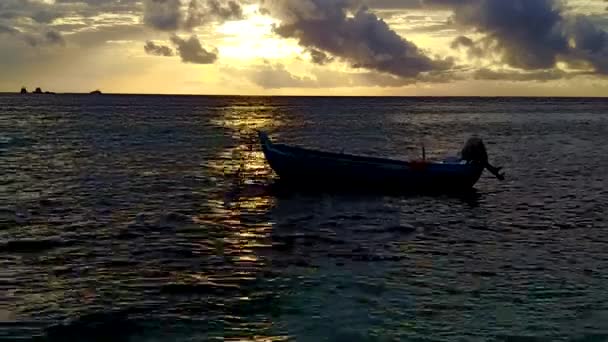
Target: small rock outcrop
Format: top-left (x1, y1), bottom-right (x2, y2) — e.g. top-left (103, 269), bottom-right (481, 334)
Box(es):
top-left (89, 90), bottom-right (102, 95)
top-left (33, 87), bottom-right (43, 94)
top-left (20, 87), bottom-right (28, 94)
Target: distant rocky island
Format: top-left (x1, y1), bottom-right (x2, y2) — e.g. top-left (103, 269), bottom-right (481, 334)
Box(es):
top-left (19, 87), bottom-right (102, 95)
top-left (20, 87), bottom-right (55, 94)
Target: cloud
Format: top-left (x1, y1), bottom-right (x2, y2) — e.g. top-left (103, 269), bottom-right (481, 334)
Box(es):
top-left (170, 34), bottom-right (217, 64)
top-left (364, 0), bottom-right (423, 9)
top-left (0, 0), bottom-right (63, 23)
top-left (567, 16), bottom-right (608, 74)
top-left (144, 0), bottom-right (181, 31)
top-left (31, 10), bottom-right (61, 24)
top-left (0, 0), bottom-right (141, 48)
top-left (261, 0), bottom-right (452, 79)
top-left (0, 24), bottom-right (19, 35)
top-left (54, 0), bottom-right (141, 18)
top-left (472, 68), bottom-right (576, 82)
top-left (440, 0), bottom-right (568, 70)
top-left (1, 28), bottom-right (66, 47)
top-left (421, 0), bottom-right (608, 75)
top-left (68, 24), bottom-right (146, 48)
top-left (307, 48), bottom-right (334, 65)
top-left (45, 30), bottom-right (66, 45)
top-left (144, 40), bottom-right (174, 56)
top-left (237, 62), bottom-right (461, 89)
top-left (187, 0), bottom-right (243, 27)
top-left (450, 35), bottom-right (484, 58)
top-left (183, 0), bottom-right (243, 30)
top-left (55, 0), bottom-right (138, 5)
top-left (247, 64), bottom-right (317, 88)
top-left (143, 0), bottom-right (243, 31)
top-left (144, 34), bottom-right (221, 64)
top-left (22, 31), bottom-right (66, 47)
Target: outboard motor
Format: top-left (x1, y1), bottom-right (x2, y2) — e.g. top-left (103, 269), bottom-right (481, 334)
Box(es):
top-left (461, 136), bottom-right (505, 181)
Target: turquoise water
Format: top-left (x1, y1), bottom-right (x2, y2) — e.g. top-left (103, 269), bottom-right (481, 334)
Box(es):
top-left (1, 95), bottom-right (607, 341)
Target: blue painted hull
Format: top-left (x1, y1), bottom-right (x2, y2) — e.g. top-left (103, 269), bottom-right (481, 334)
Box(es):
top-left (259, 132), bottom-right (484, 192)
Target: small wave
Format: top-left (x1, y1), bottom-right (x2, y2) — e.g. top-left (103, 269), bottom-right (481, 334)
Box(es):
top-left (327, 251), bottom-right (405, 262)
top-left (384, 224), bottom-right (418, 234)
top-left (0, 207), bottom-right (32, 226)
top-left (272, 233), bottom-right (345, 247)
top-left (493, 335), bottom-right (545, 342)
top-left (0, 238), bottom-right (73, 253)
top-left (570, 334), bottom-right (608, 342)
top-left (160, 281), bottom-right (241, 295)
top-left (130, 211), bottom-right (195, 229)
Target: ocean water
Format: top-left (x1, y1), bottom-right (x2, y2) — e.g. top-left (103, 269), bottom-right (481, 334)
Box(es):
top-left (1, 94), bottom-right (607, 341)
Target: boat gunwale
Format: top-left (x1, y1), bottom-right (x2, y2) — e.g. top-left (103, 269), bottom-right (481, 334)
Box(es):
top-left (263, 139), bottom-right (479, 172)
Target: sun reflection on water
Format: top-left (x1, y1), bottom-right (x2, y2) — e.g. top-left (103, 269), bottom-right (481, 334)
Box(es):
top-left (192, 102), bottom-right (289, 339)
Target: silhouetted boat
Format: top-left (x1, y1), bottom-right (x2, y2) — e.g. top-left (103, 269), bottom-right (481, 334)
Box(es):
top-left (259, 131), bottom-right (502, 192)
top-left (90, 90), bottom-right (102, 95)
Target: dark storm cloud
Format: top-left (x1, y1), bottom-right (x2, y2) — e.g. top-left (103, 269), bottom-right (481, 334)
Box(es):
top-left (443, 0), bottom-right (568, 70)
top-left (170, 34), bottom-right (218, 64)
top-left (144, 40), bottom-right (174, 56)
top-left (567, 16), bottom-right (608, 74)
top-left (422, 0), bottom-right (608, 75)
top-left (261, 0), bottom-right (452, 79)
top-left (143, 0), bottom-right (243, 31)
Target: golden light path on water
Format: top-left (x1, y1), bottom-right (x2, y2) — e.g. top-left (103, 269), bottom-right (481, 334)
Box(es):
top-left (192, 103), bottom-right (290, 340)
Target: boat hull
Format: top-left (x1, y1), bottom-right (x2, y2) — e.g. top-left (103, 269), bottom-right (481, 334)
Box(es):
top-left (259, 132), bottom-right (484, 192)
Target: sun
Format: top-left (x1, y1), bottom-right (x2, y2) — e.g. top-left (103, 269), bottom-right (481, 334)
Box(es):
top-left (215, 5), bottom-right (303, 61)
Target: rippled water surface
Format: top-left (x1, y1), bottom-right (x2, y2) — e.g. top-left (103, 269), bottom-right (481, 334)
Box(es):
top-left (1, 95), bottom-right (607, 341)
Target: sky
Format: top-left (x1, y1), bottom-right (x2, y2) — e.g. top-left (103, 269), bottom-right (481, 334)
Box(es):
top-left (0, 0), bottom-right (607, 96)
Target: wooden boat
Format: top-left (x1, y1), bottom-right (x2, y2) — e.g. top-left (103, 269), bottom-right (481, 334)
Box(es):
top-left (258, 131), bottom-right (503, 192)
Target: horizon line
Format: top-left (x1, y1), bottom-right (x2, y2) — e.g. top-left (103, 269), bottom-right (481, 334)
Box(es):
top-left (1, 92), bottom-right (607, 98)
